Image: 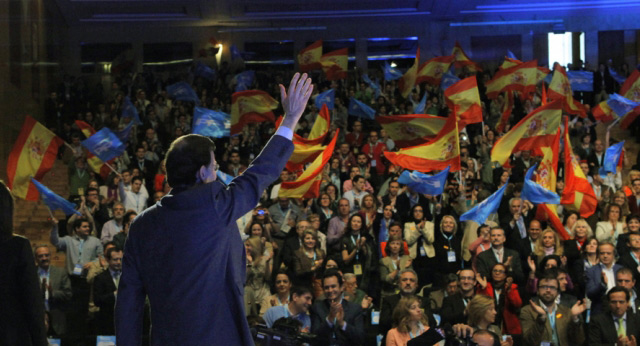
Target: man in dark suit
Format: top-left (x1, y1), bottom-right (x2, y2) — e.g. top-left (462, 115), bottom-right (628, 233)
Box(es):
top-left (618, 232), bottom-right (640, 293)
top-left (395, 188), bottom-right (432, 223)
top-left (94, 247), bottom-right (123, 335)
top-left (441, 269), bottom-right (476, 326)
top-left (511, 150), bottom-right (534, 183)
top-left (589, 286), bottom-right (640, 345)
top-left (476, 227), bottom-right (525, 284)
top-left (115, 73), bottom-right (313, 345)
top-left (379, 269), bottom-right (437, 338)
top-left (613, 268), bottom-right (640, 316)
top-left (587, 139), bottom-right (606, 175)
top-left (513, 220), bottom-right (542, 279)
top-left (310, 270), bottom-right (365, 345)
top-left (129, 145), bottom-right (157, 194)
top-left (628, 179), bottom-right (640, 216)
top-left (35, 245), bottom-right (72, 337)
top-left (587, 242), bottom-right (623, 315)
top-left (501, 197), bottom-right (536, 249)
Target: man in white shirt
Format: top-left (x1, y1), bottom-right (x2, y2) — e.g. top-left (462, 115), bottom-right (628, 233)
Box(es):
top-left (119, 176), bottom-right (149, 214)
top-left (100, 202), bottom-right (125, 244)
top-left (587, 241), bottom-right (623, 314)
top-left (343, 175), bottom-right (367, 211)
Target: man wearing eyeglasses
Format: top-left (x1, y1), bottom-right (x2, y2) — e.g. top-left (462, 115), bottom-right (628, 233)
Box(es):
top-left (520, 273), bottom-right (586, 346)
top-left (115, 73), bottom-right (314, 346)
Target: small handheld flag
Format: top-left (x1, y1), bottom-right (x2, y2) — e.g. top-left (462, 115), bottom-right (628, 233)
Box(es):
top-left (315, 89), bottom-right (335, 110)
top-left (397, 166), bottom-right (450, 196)
top-left (31, 178), bottom-right (81, 216)
top-left (192, 107), bottom-right (230, 138)
top-left (81, 128), bottom-right (126, 163)
top-left (521, 163), bottom-right (561, 205)
top-left (348, 98), bottom-right (376, 119)
top-left (460, 178), bottom-right (509, 225)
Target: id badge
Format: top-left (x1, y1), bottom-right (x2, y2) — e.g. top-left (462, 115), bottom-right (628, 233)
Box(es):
top-left (354, 264), bottom-right (363, 276)
top-left (419, 246), bottom-right (426, 257)
top-left (447, 251), bottom-right (456, 262)
top-left (371, 159), bottom-right (377, 167)
top-left (371, 311), bottom-right (380, 325)
top-left (73, 264), bottom-right (83, 276)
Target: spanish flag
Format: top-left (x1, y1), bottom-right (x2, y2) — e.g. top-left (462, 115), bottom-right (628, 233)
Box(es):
top-left (444, 76), bottom-right (483, 129)
top-left (500, 57), bottom-right (523, 70)
top-left (296, 104), bottom-right (330, 145)
top-left (320, 48), bottom-right (348, 81)
top-left (451, 42), bottom-right (482, 72)
top-left (298, 40), bottom-right (323, 73)
top-left (620, 69), bottom-right (640, 101)
top-left (280, 104), bottom-right (331, 172)
top-left (485, 60), bottom-right (539, 99)
top-left (496, 91), bottom-right (515, 133)
top-left (561, 117), bottom-right (597, 218)
top-left (74, 120), bottom-right (113, 179)
top-left (490, 100), bottom-right (562, 166)
top-left (592, 100), bottom-right (616, 123)
top-left (398, 48), bottom-right (420, 99)
top-left (548, 65), bottom-right (587, 118)
top-left (7, 116), bottom-right (64, 200)
top-left (231, 90), bottom-right (278, 134)
top-left (384, 115), bottom-right (461, 172)
top-left (416, 55), bottom-right (454, 85)
top-left (279, 130), bottom-right (339, 198)
top-left (377, 114), bottom-right (447, 148)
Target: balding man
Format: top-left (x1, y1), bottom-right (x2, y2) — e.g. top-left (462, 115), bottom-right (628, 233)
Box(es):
top-left (35, 245), bottom-right (71, 337)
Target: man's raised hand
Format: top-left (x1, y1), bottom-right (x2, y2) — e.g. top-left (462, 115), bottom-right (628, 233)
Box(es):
top-left (279, 73), bottom-right (313, 130)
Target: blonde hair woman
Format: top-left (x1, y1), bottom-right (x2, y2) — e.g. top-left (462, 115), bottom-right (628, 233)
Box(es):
top-left (466, 294), bottom-right (503, 339)
top-left (533, 229), bottom-right (564, 261)
top-left (386, 295), bottom-right (433, 346)
top-left (244, 237), bottom-right (271, 316)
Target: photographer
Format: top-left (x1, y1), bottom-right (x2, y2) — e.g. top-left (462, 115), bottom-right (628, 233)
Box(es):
top-left (263, 286), bottom-right (313, 332)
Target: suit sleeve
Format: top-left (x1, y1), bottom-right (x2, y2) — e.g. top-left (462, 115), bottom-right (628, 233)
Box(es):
top-left (520, 306), bottom-right (545, 346)
top-left (342, 305), bottom-right (365, 344)
top-left (440, 296), bottom-right (460, 326)
top-left (508, 251), bottom-right (525, 284)
top-left (586, 267), bottom-right (607, 300)
top-left (379, 297), bottom-right (394, 335)
top-left (94, 274), bottom-right (116, 309)
top-left (476, 253), bottom-right (491, 280)
top-left (52, 270), bottom-right (72, 302)
top-left (310, 304), bottom-right (333, 343)
top-left (17, 238), bottom-right (48, 345)
top-left (115, 231), bottom-right (146, 345)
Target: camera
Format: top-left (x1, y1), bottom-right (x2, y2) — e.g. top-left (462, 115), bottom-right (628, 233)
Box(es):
top-left (258, 209), bottom-right (265, 215)
top-left (252, 319), bottom-right (316, 346)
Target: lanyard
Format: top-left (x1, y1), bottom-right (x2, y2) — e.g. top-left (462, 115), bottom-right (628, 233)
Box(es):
top-left (77, 238), bottom-right (85, 264)
top-left (352, 235), bottom-right (361, 261)
top-left (441, 231), bottom-right (454, 248)
top-left (276, 294), bottom-right (289, 306)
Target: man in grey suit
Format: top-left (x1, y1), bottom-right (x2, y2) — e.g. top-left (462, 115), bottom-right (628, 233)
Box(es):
top-left (35, 244), bottom-right (72, 337)
top-left (476, 227), bottom-right (525, 284)
top-left (115, 73), bottom-right (313, 345)
top-left (589, 286), bottom-right (640, 345)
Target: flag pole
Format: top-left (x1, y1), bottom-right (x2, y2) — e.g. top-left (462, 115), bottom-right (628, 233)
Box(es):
top-left (103, 161), bottom-right (119, 175)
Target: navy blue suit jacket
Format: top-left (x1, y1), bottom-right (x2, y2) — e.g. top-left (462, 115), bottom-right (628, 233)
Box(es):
top-left (115, 135), bottom-right (293, 345)
top-left (586, 263), bottom-right (623, 315)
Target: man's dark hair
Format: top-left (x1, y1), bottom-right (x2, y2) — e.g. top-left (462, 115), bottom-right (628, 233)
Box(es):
top-left (105, 247), bottom-right (122, 260)
top-left (389, 222), bottom-right (402, 230)
top-left (608, 285), bottom-right (630, 301)
top-left (291, 286), bottom-right (312, 298)
top-left (165, 134), bottom-right (216, 188)
top-left (352, 175), bottom-right (365, 184)
top-left (617, 267), bottom-right (634, 279)
top-left (537, 273), bottom-right (559, 289)
top-left (136, 144), bottom-right (145, 152)
top-left (122, 169), bottom-right (132, 175)
top-left (323, 269), bottom-right (343, 286)
top-left (131, 176), bottom-right (143, 184)
top-left (73, 218), bottom-right (91, 231)
top-left (86, 187), bottom-right (99, 196)
top-left (123, 211), bottom-right (137, 227)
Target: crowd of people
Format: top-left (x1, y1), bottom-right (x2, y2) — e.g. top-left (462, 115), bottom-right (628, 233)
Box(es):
top-left (33, 56), bottom-right (640, 346)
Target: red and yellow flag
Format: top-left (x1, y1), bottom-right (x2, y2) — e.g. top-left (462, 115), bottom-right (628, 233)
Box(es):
top-left (561, 117), bottom-right (597, 218)
top-left (548, 65), bottom-right (587, 118)
top-left (496, 91), bottom-right (515, 133)
top-left (444, 76), bottom-right (483, 129)
top-left (416, 55), bottom-right (454, 85)
top-left (620, 69), bottom-right (640, 101)
top-left (592, 101), bottom-right (616, 123)
top-left (298, 40), bottom-right (323, 73)
top-left (320, 48), bottom-right (348, 81)
top-left (279, 130), bottom-right (339, 198)
top-left (486, 60), bottom-right (539, 99)
top-left (74, 120), bottom-right (113, 179)
top-left (384, 115), bottom-right (460, 172)
top-left (490, 100), bottom-right (562, 166)
top-left (500, 57), bottom-right (523, 70)
top-left (451, 42), bottom-right (482, 72)
top-left (295, 104), bottom-right (330, 145)
top-left (281, 104), bottom-right (332, 172)
top-left (231, 90), bottom-right (278, 134)
top-left (377, 114), bottom-right (447, 148)
top-left (398, 48), bottom-right (420, 99)
top-left (7, 116), bottom-right (64, 200)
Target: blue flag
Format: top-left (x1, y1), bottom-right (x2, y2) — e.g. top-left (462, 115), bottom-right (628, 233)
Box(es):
top-left (122, 97), bottom-right (142, 125)
top-left (195, 62), bottom-right (216, 81)
top-left (397, 166), bottom-right (450, 196)
top-left (81, 127), bottom-right (126, 162)
top-left (604, 141), bottom-right (625, 174)
top-left (192, 107), bottom-right (230, 138)
top-left (521, 164), bottom-right (561, 205)
top-left (609, 67), bottom-right (626, 85)
top-left (383, 61), bottom-right (403, 81)
top-left (440, 70), bottom-right (460, 91)
top-left (234, 70), bottom-right (255, 92)
top-left (460, 178), bottom-right (509, 225)
top-left (348, 98), bottom-right (376, 119)
top-left (315, 89), bottom-right (335, 110)
top-left (114, 121), bottom-right (134, 143)
top-left (31, 178), bottom-right (80, 216)
top-left (231, 45), bottom-right (243, 61)
top-left (507, 50), bottom-right (518, 60)
top-left (216, 170), bottom-right (234, 185)
top-left (167, 82), bottom-right (200, 104)
top-left (413, 92), bottom-right (428, 114)
top-left (567, 71), bottom-right (594, 92)
top-left (608, 93), bottom-right (640, 118)
top-left (362, 74), bottom-right (381, 99)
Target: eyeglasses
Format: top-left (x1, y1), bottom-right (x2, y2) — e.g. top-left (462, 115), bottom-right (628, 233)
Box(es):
top-left (539, 285), bottom-right (558, 291)
top-left (492, 269), bottom-right (506, 274)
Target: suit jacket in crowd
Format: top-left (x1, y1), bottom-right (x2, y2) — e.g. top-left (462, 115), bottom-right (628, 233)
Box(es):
top-left (476, 246), bottom-right (525, 284)
top-left (94, 269), bottom-right (118, 335)
top-left (588, 310), bottom-right (640, 345)
top-left (45, 266), bottom-right (72, 336)
top-left (520, 303), bottom-right (585, 346)
top-left (310, 298), bottom-right (364, 345)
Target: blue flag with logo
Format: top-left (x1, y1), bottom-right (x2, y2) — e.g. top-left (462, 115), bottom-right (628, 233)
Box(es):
top-left (397, 166), bottom-right (450, 196)
top-left (81, 127), bottom-right (126, 162)
top-left (383, 61), bottom-right (403, 81)
top-left (31, 178), bottom-right (80, 216)
top-left (608, 93), bottom-right (640, 117)
top-left (231, 44), bottom-right (243, 61)
top-left (413, 92), bottom-right (428, 114)
top-left (567, 71), bottom-right (594, 92)
top-left (362, 74), bottom-right (381, 99)
top-left (521, 164), bottom-right (560, 205)
top-left (441, 70), bottom-right (460, 91)
top-left (195, 62), bottom-right (216, 81)
top-left (114, 121), bottom-right (134, 143)
top-left (315, 89), bottom-right (335, 110)
top-left (460, 178), bottom-right (509, 224)
top-left (192, 107), bottom-right (230, 138)
top-left (216, 170), bottom-right (234, 185)
top-left (507, 50), bottom-right (518, 60)
top-left (234, 70), bottom-right (255, 92)
top-left (167, 82), bottom-right (200, 104)
top-left (609, 67), bottom-right (626, 85)
top-left (122, 97), bottom-right (142, 125)
top-left (603, 141), bottom-right (625, 174)
top-left (348, 98), bottom-right (376, 119)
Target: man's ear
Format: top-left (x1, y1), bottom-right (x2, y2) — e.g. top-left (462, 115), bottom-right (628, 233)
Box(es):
top-left (196, 165), bottom-right (208, 184)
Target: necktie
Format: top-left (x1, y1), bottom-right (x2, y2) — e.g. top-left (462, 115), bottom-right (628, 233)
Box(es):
top-left (114, 272), bottom-right (121, 287)
top-left (618, 317), bottom-right (626, 337)
top-left (42, 278), bottom-right (47, 298)
top-left (498, 250), bottom-right (503, 262)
